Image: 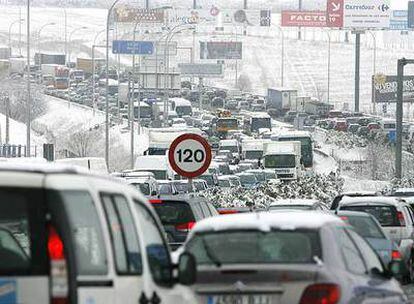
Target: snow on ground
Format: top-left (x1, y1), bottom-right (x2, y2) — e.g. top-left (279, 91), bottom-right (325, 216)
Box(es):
top-left (342, 176), bottom-right (389, 193)
top-left (313, 149), bottom-right (337, 175)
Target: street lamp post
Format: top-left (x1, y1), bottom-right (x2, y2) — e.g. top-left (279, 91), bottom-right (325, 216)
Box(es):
top-left (323, 29), bottom-right (331, 105)
top-left (37, 22), bottom-right (56, 61)
top-left (275, 26), bottom-right (285, 87)
top-left (162, 24), bottom-right (195, 125)
top-left (9, 19), bottom-right (24, 57)
top-left (63, 8), bottom-right (68, 63)
top-left (26, 0), bottom-right (31, 156)
top-left (368, 31), bottom-right (377, 115)
top-left (105, 0), bottom-right (123, 170)
top-left (92, 29), bottom-right (105, 115)
top-left (67, 26), bottom-right (88, 63)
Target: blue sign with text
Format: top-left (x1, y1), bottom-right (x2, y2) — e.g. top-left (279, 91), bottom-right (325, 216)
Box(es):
top-left (112, 40), bottom-right (154, 55)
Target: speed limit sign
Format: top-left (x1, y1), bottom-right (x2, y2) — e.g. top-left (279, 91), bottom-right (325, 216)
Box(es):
top-left (168, 134), bottom-right (212, 179)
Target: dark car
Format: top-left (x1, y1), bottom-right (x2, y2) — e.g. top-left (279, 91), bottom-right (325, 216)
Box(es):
top-left (149, 195), bottom-right (219, 250)
top-left (357, 126), bottom-right (369, 137)
top-left (348, 123), bottom-right (360, 134)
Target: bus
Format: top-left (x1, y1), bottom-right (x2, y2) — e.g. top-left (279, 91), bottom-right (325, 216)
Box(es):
top-left (244, 113), bottom-right (272, 134)
top-left (170, 97), bottom-right (192, 117)
top-left (274, 131), bottom-right (313, 168)
top-left (215, 117), bottom-right (239, 137)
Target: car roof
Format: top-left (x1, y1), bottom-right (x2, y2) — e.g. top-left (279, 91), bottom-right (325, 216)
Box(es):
top-left (269, 199), bottom-right (320, 206)
top-left (340, 196), bottom-right (403, 207)
top-left (191, 212), bottom-right (343, 234)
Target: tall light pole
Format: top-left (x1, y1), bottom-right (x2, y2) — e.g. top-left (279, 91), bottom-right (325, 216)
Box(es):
top-left (67, 26), bottom-right (88, 63)
top-left (36, 22), bottom-right (56, 63)
top-left (368, 31), bottom-right (377, 114)
top-left (92, 29), bottom-right (105, 115)
top-left (63, 8), bottom-right (68, 63)
top-left (275, 26), bottom-right (285, 87)
top-left (106, 0), bottom-right (122, 170)
top-left (162, 24), bottom-right (195, 125)
top-left (26, 0), bottom-right (31, 156)
top-left (323, 29), bottom-right (331, 105)
top-left (9, 19), bottom-right (24, 57)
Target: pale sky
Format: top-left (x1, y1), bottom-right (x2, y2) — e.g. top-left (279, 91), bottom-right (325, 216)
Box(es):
top-left (391, 0), bottom-right (409, 10)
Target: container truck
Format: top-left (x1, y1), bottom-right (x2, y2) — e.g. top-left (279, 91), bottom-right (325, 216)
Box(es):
top-left (77, 57), bottom-right (105, 76)
top-left (263, 141), bottom-right (302, 180)
top-left (241, 139), bottom-right (268, 160)
top-left (0, 47), bottom-right (11, 59)
top-left (9, 58), bottom-right (26, 75)
top-left (35, 52), bottom-right (66, 66)
top-left (41, 64), bottom-right (69, 89)
top-left (267, 88), bottom-right (298, 117)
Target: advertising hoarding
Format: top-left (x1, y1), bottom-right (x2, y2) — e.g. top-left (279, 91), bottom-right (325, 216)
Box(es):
top-left (178, 63), bottom-right (223, 77)
top-left (200, 42), bottom-right (242, 60)
top-left (372, 74), bottom-right (414, 103)
top-left (281, 11), bottom-right (326, 27)
top-left (114, 6), bottom-right (165, 23)
top-left (327, 0), bottom-right (391, 29)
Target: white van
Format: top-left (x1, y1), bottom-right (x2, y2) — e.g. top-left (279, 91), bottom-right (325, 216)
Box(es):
top-left (135, 155), bottom-right (175, 180)
top-left (0, 163), bottom-right (196, 303)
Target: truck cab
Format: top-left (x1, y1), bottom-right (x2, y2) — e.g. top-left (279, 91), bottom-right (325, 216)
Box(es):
top-left (263, 141), bottom-right (302, 180)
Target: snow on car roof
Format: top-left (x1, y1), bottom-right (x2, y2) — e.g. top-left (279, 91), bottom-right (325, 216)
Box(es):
top-left (191, 212), bottom-right (342, 234)
top-left (340, 196), bottom-right (402, 206)
top-left (269, 199), bottom-right (320, 206)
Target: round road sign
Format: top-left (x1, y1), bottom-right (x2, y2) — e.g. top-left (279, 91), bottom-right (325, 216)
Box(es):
top-left (168, 133), bottom-right (212, 179)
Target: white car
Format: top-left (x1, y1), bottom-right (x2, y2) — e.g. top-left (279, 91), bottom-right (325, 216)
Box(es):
top-left (0, 163), bottom-right (196, 304)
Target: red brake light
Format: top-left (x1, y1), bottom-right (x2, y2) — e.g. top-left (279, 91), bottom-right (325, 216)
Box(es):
top-left (397, 211), bottom-right (406, 226)
top-left (300, 284), bottom-right (340, 304)
top-left (47, 225), bottom-right (69, 304)
top-left (339, 216), bottom-right (348, 221)
top-left (48, 225), bottom-right (64, 260)
top-left (175, 221), bottom-right (196, 232)
top-left (149, 199), bottom-right (163, 204)
top-left (392, 250), bottom-right (402, 260)
top-left (219, 210), bottom-right (238, 215)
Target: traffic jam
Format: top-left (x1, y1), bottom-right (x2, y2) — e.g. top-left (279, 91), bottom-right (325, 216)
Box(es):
top-left (2, 0), bottom-right (414, 303)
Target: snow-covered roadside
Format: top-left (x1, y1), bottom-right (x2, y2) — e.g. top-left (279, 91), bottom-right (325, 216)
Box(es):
top-left (0, 113), bottom-right (45, 147)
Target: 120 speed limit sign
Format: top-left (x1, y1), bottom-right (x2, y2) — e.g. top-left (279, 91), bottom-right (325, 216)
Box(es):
top-left (168, 134), bottom-right (212, 179)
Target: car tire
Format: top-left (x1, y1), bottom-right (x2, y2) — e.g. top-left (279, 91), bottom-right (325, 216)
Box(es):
top-left (403, 253), bottom-right (414, 285)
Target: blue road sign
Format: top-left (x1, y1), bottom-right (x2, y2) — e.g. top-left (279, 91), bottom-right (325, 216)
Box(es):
top-left (112, 40), bottom-right (154, 55)
top-left (390, 19), bottom-right (408, 30)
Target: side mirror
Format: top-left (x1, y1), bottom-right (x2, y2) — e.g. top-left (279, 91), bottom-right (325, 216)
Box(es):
top-left (178, 252), bottom-right (197, 285)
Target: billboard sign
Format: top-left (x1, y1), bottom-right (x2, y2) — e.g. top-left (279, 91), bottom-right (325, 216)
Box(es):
top-left (167, 9), bottom-right (270, 26)
top-left (281, 11), bottom-right (326, 27)
top-left (408, 1), bottom-right (414, 28)
top-left (112, 41), bottom-right (154, 55)
top-left (114, 6), bottom-right (165, 23)
top-left (327, 0), bottom-right (391, 28)
top-left (372, 74), bottom-right (414, 103)
top-left (178, 63), bottom-right (223, 77)
top-left (154, 41), bottom-right (178, 56)
top-left (200, 42), bottom-right (242, 60)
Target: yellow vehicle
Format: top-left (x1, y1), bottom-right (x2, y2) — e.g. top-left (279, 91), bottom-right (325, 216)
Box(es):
top-left (215, 117), bottom-right (239, 138)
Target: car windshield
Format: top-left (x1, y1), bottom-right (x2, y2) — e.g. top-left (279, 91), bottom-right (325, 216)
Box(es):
top-left (159, 184), bottom-right (173, 195)
top-left (238, 174), bottom-right (257, 184)
top-left (220, 145), bottom-right (238, 153)
top-left (218, 180), bottom-right (231, 187)
top-left (152, 201), bottom-right (194, 226)
top-left (265, 155), bottom-right (296, 168)
top-left (340, 205), bottom-right (400, 227)
top-left (175, 183), bottom-right (190, 193)
top-left (341, 215), bottom-right (385, 239)
top-left (245, 150), bottom-right (263, 160)
top-left (186, 230), bottom-right (322, 265)
top-left (130, 182), bottom-right (150, 196)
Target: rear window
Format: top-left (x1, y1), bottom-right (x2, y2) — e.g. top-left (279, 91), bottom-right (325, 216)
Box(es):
top-left (152, 201), bottom-right (195, 225)
top-left (269, 205), bottom-right (313, 211)
top-left (159, 184), bottom-right (173, 195)
top-left (187, 230), bottom-right (321, 265)
top-left (341, 215), bottom-right (385, 239)
top-left (0, 188), bottom-right (47, 275)
top-left (130, 183), bottom-right (150, 196)
top-left (341, 205), bottom-right (400, 227)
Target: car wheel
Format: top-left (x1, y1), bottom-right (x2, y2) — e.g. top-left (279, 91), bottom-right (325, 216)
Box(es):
top-left (403, 253), bottom-right (414, 284)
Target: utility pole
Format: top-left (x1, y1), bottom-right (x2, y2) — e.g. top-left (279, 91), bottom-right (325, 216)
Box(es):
top-left (396, 58), bottom-right (414, 179)
top-left (26, 0), bottom-right (31, 157)
top-left (298, 0), bottom-right (302, 40)
top-left (5, 95), bottom-right (9, 145)
top-left (199, 77), bottom-right (203, 110)
top-left (19, 6), bottom-right (22, 56)
top-left (354, 32), bottom-right (361, 112)
top-left (193, 0), bottom-right (196, 9)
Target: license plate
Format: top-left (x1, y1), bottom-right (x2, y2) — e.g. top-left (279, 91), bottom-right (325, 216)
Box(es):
top-left (207, 294), bottom-right (273, 304)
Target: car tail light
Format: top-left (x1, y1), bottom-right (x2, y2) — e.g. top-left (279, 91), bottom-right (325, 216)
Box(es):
top-left (149, 199), bottom-right (163, 204)
top-left (219, 210), bottom-right (238, 215)
top-left (299, 284), bottom-right (340, 304)
top-left (397, 211), bottom-right (406, 226)
top-left (175, 221), bottom-right (196, 232)
top-left (392, 250), bottom-right (402, 261)
top-left (339, 216), bottom-right (348, 221)
top-left (48, 225), bottom-right (69, 304)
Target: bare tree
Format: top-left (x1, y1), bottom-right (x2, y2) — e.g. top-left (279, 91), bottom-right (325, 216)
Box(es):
top-left (237, 74), bottom-right (252, 92)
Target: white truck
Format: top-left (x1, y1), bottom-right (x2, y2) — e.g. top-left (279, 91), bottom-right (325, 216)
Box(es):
top-left (241, 139), bottom-right (268, 160)
top-left (145, 127), bottom-right (204, 156)
top-left (263, 141), bottom-right (302, 180)
top-left (134, 155), bottom-right (175, 180)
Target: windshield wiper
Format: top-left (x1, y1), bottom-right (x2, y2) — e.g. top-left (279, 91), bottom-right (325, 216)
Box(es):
top-left (202, 237), bottom-right (222, 267)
